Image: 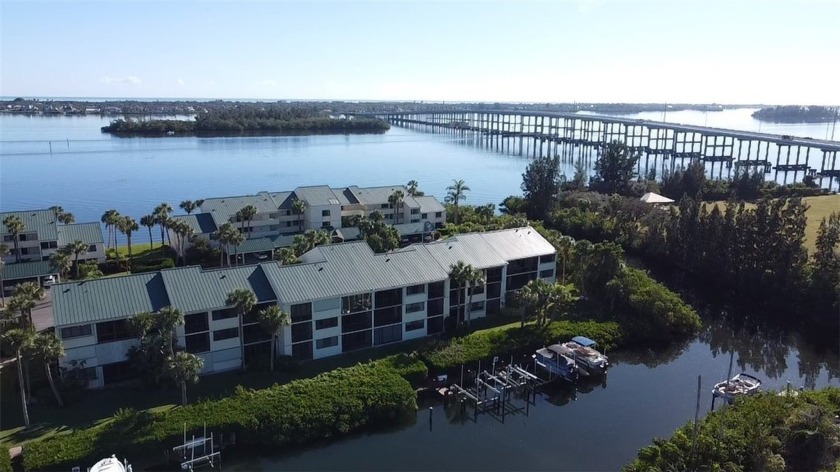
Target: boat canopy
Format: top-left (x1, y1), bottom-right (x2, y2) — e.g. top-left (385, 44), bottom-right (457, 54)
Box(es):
top-left (572, 336), bottom-right (597, 347)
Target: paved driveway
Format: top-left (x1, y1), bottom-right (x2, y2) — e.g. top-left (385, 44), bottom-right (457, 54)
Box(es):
top-left (32, 289), bottom-right (55, 332)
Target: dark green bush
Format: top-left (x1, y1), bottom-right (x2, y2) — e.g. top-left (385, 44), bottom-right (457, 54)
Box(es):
top-left (423, 320), bottom-right (623, 371)
top-left (23, 363), bottom-right (416, 471)
top-left (0, 448), bottom-right (13, 472)
top-left (131, 257), bottom-right (175, 273)
top-left (376, 352), bottom-right (428, 386)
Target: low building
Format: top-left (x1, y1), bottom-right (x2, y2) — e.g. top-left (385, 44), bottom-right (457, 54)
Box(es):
top-left (1, 209), bottom-right (106, 291)
top-left (54, 227), bottom-right (555, 388)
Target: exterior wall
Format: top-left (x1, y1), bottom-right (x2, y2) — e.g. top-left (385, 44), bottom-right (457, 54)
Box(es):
top-left (305, 204), bottom-right (341, 231)
top-left (2, 232), bottom-right (46, 263)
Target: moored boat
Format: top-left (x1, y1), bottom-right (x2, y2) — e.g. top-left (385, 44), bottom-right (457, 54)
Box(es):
top-left (712, 373), bottom-right (761, 403)
top-left (557, 336), bottom-right (609, 375)
top-left (89, 455), bottom-right (132, 472)
top-left (533, 344), bottom-right (579, 383)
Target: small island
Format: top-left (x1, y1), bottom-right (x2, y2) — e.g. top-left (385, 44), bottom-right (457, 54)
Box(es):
top-left (751, 105), bottom-right (838, 123)
top-left (101, 106), bottom-right (390, 136)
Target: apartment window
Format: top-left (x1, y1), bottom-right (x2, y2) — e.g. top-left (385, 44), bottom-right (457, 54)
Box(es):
top-left (411, 208), bottom-right (420, 215)
top-left (380, 203), bottom-right (389, 209)
top-left (435, 212), bottom-right (442, 218)
top-left (487, 299), bottom-right (501, 315)
top-left (315, 317), bottom-right (338, 330)
top-left (244, 324), bottom-right (271, 344)
top-left (508, 257), bottom-right (538, 275)
top-left (292, 341), bottom-right (313, 360)
top-left (20, 248), bottom-right (29, 255)
top-left (291, 322), bottom-right (313, 343)
top-left (540, 269), bottom-right (555, 279)
top-left (405, 320), bottom-right (425, 332)
top-left (406, 284), bottom-right (425, 296)
top-left (184, 313), bottom-right (209, 334)
top-left (286, 210), bottom-right (292, 216)
top-left (321, 209), bottom-right (331, 217)
top-left (342, 330), bottom-right (372, 352)
top-left (486, 267), bottom-right (503, 283)
top-left (102, 361), bottom-right (132, 385)
top-left (60, 324), bottom-right (92, 339)
top-left (405, 302), bottom-right (425, 314)
top-left (41, 241), bottom-right (58, 250)
top-left (374, 325), bottom-right (402, 345)
top-left (290, 303), bottom-right (312, 323)
top-left (88, 245), bottom-right (97, 252)
top-left (375, 288), bottom-right (402, 308)
top-left (321, 222), bottom-right (331, 228)
top-left (410, 219), bottom-right (420, 224)
top-left (2, 235), bottom-right (11, 242)
top-left (374, 306), bottom-right (402, 327)
top-left (428, 281), bottom-right (445, 299)
top-left (470, 284), bottom-right (485, 296)
top-left (342, 293), bottom-right (371, 314)
top-left (427, 299), bottom-right (444, 317)
top-left (427, 316), bottom-right (444, 334)
top-left (212, 308), bottom-right (237, 321)
top-left (185, 333), bottom-right (210, 354)
top-left (487, 283), bottom-right (502, 299)
top-left (286, 221), bottom-right (295, 227)
top-left (341, 312), bottom-right (371, 333)
top-left (421, 213), bottom-right (428, 219)
top-left (470, 301), bottom-right (485, 312)
top-left (541, 254), bottom-right (556, 264)
top-left (213, 327), bottom-right (238, 341)
top-left (316, 336), bottom-right (339, 349)
top-left (96, 319), bottom-right (132, 343)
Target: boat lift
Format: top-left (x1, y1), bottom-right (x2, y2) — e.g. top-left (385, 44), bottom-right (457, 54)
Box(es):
top-left (173, 424), bottom-right (221, 471)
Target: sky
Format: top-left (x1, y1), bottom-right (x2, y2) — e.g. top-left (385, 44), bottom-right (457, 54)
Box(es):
top-left (1, 0), bottom-right (838, 105)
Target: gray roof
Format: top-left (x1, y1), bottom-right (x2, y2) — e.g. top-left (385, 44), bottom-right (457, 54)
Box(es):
top-left (236, 237), bottom-right (277, 254)
top-left (262, 241), bottom-right (449, 305)
top-left (1, 209), bottom-right (58, 240)
top-left (0, 260), bottom-right (57, 281)
top-left (170, 213), bottom-right (218, 235)
top-left (57, 222), bottom-right (104, 245)
top-left (345, 185), bottom-right (418, 208)
top-left (199, 192), bottom-right (283, 227)
top-left (289, 186), bottom-right (341, 207)
top-left (414, 196), bottom-right (446, 213)
top-left (160, 265), bottom-right (276, 314)
top-left (393, 221), bottom-right (436, 236)
top-left (53, 272), bottom-right (170, 326)
top-left (419, 227), bottom-right (555, 271)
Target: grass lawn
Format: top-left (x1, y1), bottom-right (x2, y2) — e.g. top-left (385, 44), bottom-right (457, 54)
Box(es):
top-left (0, 313), bottom-right (518, 449)
top-left (704, 194), bottom-right (839, 254)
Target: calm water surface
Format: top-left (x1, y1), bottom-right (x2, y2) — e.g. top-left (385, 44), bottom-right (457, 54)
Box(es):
top-left (1, 112), bottom-right (838, 470)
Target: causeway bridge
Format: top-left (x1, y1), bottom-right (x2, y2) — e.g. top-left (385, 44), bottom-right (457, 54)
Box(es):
top-left (360, 110), bottom-right (840, 188)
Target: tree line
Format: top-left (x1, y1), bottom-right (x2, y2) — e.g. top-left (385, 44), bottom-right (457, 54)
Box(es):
top-left (101, 115), bottom-right (390, 135)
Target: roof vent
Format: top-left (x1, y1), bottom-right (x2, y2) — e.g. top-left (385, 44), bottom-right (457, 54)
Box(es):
top-left (385, 258), bottom-right (390, 262)
top-left (220, 275), bottom-right (226, 279)
top-left (318, 267), bottom-right (324, 272)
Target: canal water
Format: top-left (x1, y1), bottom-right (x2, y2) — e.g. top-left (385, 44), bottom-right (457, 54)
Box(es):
top-left (1, 112), bottom-right (838, 469)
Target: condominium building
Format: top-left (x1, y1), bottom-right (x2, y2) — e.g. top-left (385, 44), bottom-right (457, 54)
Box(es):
top-left (1, 209), bottom-right (106, 290)
top-left (53, 227), bottom-right (555, 388)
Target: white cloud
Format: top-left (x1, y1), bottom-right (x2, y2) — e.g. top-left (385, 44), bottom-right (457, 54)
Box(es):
top-left (100, 76), bottom-right (142, 85)
top-left (177, 78), bottom-right (185, 86)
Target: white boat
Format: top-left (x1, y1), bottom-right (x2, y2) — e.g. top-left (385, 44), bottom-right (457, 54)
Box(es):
top-left (89, 455), bottom-right (131, 472)
top-left (712, 373), bottom-right (761, 403)
top-left (557, 336), bottom-right (609, 375)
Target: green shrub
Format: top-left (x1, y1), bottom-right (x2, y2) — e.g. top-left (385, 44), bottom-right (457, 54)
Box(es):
top-left (23, 363), bottom-right (416, 471)
top-left (423, 320), bottom-right (623, 371)
top-left (0, 448), bottom-right (12, 472)
top-left (131, 257), bottom-right (175, 273)
top-left (376, 352), bottom-right (428, 386)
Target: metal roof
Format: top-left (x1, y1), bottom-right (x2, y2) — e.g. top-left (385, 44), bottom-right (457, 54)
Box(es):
top-left (199, 192), bottom-right (282, 227)
top-left (0, 209), bottom-right (58, 240)
top-left (159, 265), bottom-right (276, 314)
top-left (414, 196), bottom-right (446, 213)
top-left (0, 260), bottom-right (57, 281)
top-left (57, 222), bottom-right (104, 246)
top-left (170, 214), bottom-right (218, 234)
top-left (236, 237), bottom-right (277, 254)
top-left (53, 272), bottom-right (170, 326)
top-left (345, 185), bottom-right (418, 208)
top-left (468, 227), bottom-right (556, 262)
top-left (290, 186), bottom-right (342, 207)
top-left (262, 241), bottom-right (449, 305)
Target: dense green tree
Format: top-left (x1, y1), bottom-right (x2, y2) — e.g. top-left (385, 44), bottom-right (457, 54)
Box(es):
top-left (3, 215), bottom-right (25, 263)
top-left (179, 200), bottom-right (197, 214)
top-left (521, 155), bottom-right (562, 219)
top-left (445, 179), bottom-right (470, 224)
top-left (499, 195), bottom-right (527, 216)
top-left (590, 140), bottom-right (639, 195)
top-left (30, 332), bottom-right (65, 407)
top-left (357, 211), bottom-right (399, 253)
top-left (406, 180), bottom-right (424, 196)
top-left (2, 328), bottom-right (34, 426)
top-left (661, 160), bottom-right (707, 200)
top-left (257, 305), bottom-right (290, 372)
top-left (66, 240), bottom-right (89, 278)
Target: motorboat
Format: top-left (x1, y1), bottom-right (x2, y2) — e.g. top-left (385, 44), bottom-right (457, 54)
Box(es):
top-left (533, 344), bottom-right (579, 383)
top-left (712, 373), bottom-right (761, 403)
top-left (557, 336), bottom-right (609, 375)
top-left (89, 455), bottom-right (132, 472)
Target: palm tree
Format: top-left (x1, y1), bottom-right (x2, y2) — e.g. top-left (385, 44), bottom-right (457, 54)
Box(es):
top-left (448, 261), bottom-right (469, 330)
top-left (59, 212), bottom-right (75, 224)
top-left (195, 199), bottom-right (205, 209)
top-left (557, 235), bottom-right (575, 285)
top-left (0, 244), bottom-right (8, 306)
top-left (274, 247), bottom-right (298, 265)
top-left (230, 229), bottom-right (245, 266)
top-left (50, 205), bottom-right (64, 219)
top-left (292, 198), bottom-right (307, 231)
top-left (140, 214), bottom-right (156, 249)
top-left (67, 240), bottom-right (89, 278)
top-left (3, 215), bottom-right (25, 263)
top-left (100, 209), bottom-right (120, 254)
top-left (49, 250), bottom-right (72, 282)
top-left (406, 180), bottom-right (423, 197)
top-left (257, 305), bottom-right (290, 372)
top-left (118, 216), bottom-right (139, 261)
top-left (389, 190), bottom-right (405, 225)
top-left (171, 220), bottom-right (194, 266)
top-left (166, 351), bottom-right (204, 406)
top-left (239, 205), bottom-right (258, 238)
top-left (212, 223), bottom-right (232, 267)
top-left (179, 200), bottom-right (196, 214)
top-left (153, 203), bottom-right (174, 246)
top-left (464, 267), bottom-right (485, 329)
top-left (519, 279), bottom-right (546, 327)
top-left (158, 306), bottom-right (184, 358)
top-left (226, 289), bottom-right (256, 370)
top-left (2, 327), bottom-right (34, 426)
top-left (520, 279), bottom-right (571, 326)
top-left (445, 179), bottom-right (470, 225)
top-left (12, 282), bottom-right (45, 326)
top-left (31, 332), bottom-right (65, 407)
